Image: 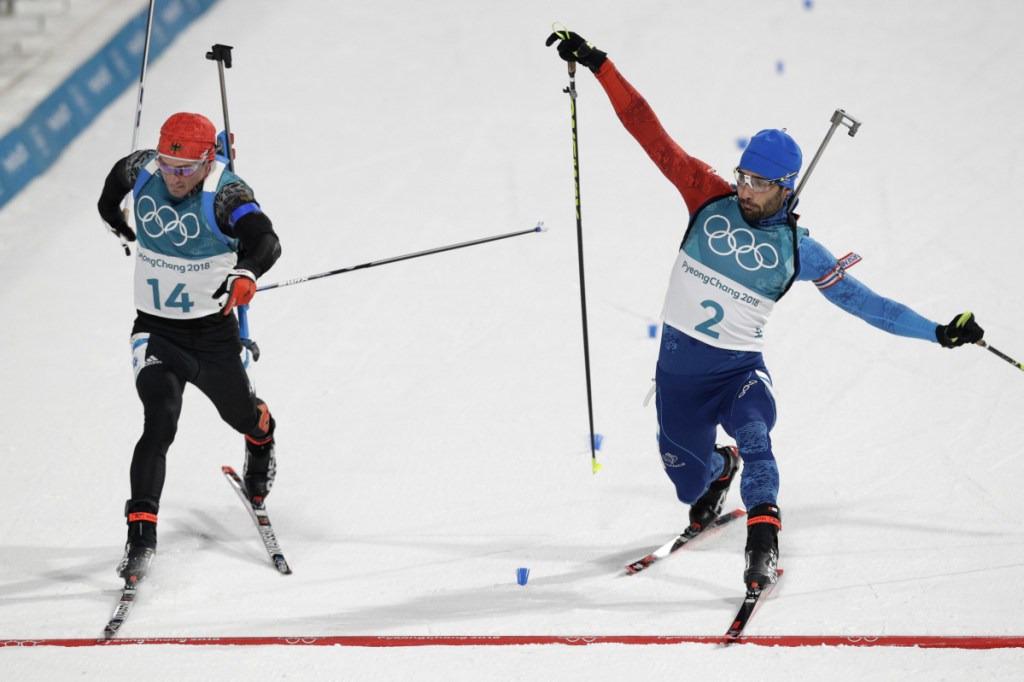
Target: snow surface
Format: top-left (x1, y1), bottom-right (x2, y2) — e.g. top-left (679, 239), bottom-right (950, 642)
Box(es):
top-left (2, 0), bottom-right (1024, 679)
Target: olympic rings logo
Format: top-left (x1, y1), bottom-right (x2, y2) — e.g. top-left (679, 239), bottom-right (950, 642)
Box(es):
top-left (138, 196), bottom-right (201, 247)
top-left (703, 214), bottom-right (779, 271)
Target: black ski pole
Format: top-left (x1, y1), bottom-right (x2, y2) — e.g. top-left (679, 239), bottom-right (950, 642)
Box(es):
top-left (257, 224), bottom-right (546, 292)
top-left (117, 0), bottom-right (157, 256)
top-left (977, 340), bottom-right (1024, 372)
top-left (553, 23), bottom-right (600, 474)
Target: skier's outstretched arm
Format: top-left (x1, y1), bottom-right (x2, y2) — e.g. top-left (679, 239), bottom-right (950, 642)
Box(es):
top-left (546, 30), bottom-right (730, 213)
top-left (798, 236), bottom-right (983, 347)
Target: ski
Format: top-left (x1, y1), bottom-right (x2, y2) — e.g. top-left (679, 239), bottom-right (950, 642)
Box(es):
top-left (722, 568), bottom-right (784, 644)
top-left (222, 465), bottom-right (292, 575)
top-left (625, 509), bottom-right (744, 574)
top-left (103, 584), bottom-right (137, 639)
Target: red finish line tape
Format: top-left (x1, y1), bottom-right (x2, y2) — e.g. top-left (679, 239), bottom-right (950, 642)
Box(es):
top-left (3, 635), bottom-right (1024, 649)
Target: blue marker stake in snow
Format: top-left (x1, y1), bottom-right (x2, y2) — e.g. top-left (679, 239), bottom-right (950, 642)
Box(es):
top-left (648, 323), bottom-right (658, 338)
top-left (776, 60), bottom-right (785, 74)
top-left (736, 137), bottom-right (748, 150)
top-left (804, 0), bottom-right (813, 9)
top-left (516, 567), bottom-right (530, 586)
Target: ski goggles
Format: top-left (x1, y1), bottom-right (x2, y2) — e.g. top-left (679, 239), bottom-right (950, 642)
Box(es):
top-left (157, 156), bottom-right (205, 177)
top-left (733, 168), bottom-right (796, 193)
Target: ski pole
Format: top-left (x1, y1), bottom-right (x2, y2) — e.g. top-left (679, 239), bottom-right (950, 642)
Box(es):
top-left (257, 223), bottom-right (547, 292)
top-left (977, 340), bottom-right (1024, 372)
top-left (205, 43), bottom-right (255, 362)
top-left (790, 109), bottom-right (861, 205)
top-left (553, 22), bottom-right (600, 474)
top-left (205, 44), bottom-right (235, 172)
top-left (117, 0), bottom-right (157, 256)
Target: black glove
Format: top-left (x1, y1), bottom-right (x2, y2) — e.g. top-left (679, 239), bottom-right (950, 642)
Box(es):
top-left (936, 312), bottom-right (984, 348)
top-left (103, 208), bottom-right (136, 242)
top-left (107, 219), bottom-right (136, 242)
top-left (545, 31), bottom-right (608, 73)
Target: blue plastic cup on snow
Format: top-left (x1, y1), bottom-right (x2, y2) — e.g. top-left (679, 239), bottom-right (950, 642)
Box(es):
top-left (516, 567), bottom-right (530, 586)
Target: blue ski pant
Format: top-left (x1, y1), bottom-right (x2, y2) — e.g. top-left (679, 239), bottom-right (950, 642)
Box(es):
top-left (654, 363), bottom-right (780, 510)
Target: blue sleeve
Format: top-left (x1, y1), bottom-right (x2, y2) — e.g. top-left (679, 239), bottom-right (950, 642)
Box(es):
top-left (797, 236), bottom-right (940, 343)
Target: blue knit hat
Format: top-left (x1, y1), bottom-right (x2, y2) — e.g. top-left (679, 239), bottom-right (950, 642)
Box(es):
top-left (739, 129), bottom-right (802, 189)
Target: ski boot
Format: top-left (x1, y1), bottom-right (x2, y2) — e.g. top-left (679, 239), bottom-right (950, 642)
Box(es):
top-left (116, 507), bottom-right (157, 585)
top-left (688, 445), bottom-right (740, 530)
top-left (744, 503), bottom-right (781, 589)
top-left (243, 434), bottom-right (276, 506)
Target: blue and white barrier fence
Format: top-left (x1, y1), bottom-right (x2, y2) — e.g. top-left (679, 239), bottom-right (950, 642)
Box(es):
top-left (0, 0), bottom-right (220, 211)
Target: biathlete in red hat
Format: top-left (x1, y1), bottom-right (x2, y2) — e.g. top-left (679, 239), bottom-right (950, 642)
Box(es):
top-left (97, 112), bottom-right (281, 584)
top-left (546, 31), bottom-right (984, 589)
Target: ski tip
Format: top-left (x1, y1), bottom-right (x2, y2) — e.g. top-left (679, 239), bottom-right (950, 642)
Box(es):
top-left (221, 465), bottom-right (235, 474)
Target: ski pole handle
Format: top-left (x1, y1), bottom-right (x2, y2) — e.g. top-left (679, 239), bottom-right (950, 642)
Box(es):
top-left (551, 23), bottom-right (578, 82)
top-left (976, 340), bottom-right (1024, 372)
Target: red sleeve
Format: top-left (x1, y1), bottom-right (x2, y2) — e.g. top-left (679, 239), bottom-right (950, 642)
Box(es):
top-left (594, 59), bottom-right (730, 213)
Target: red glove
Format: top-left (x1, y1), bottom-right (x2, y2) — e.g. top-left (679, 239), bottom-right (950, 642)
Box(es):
top-left (215, 269), bottom-right (257, 316)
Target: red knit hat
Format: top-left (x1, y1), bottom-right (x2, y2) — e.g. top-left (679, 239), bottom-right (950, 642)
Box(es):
top-left (158, 112), bottom-right (216, 161)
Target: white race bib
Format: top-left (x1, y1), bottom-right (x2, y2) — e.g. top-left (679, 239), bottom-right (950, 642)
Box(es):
top-left (134, 247), bottom-right (235, 318)
top-left (660, 253), bottom-right (775, 351)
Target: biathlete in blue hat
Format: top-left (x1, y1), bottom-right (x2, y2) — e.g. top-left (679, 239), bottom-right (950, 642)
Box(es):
top-left (546, 31), bottom-right (984, 589)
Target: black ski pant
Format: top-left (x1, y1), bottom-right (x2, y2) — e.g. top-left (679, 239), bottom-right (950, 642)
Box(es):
top-left (128, 330), bottom-right (271, 515)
